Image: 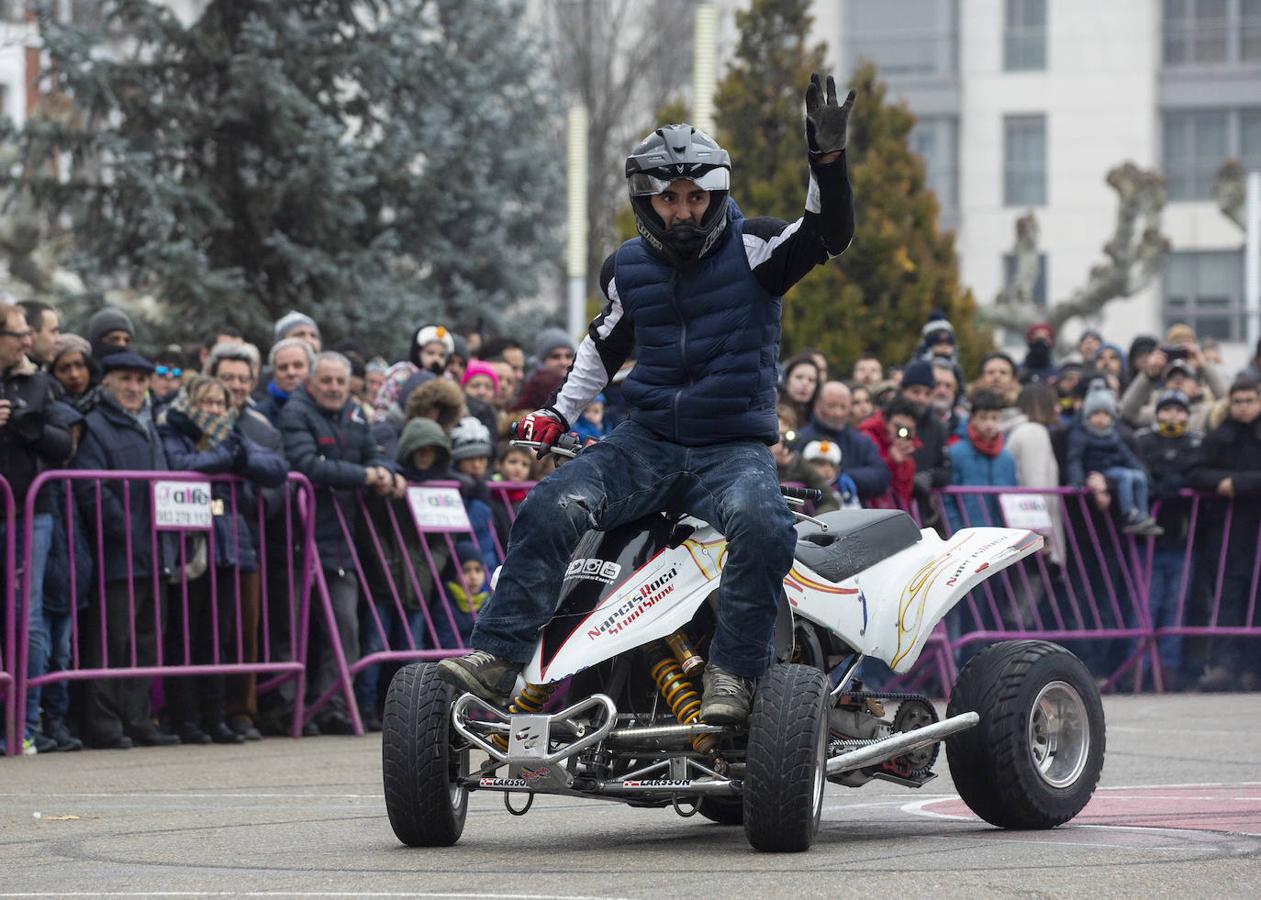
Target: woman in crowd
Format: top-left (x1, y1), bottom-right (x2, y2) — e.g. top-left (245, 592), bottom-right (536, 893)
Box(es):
top-left (779, 353), bottom-right (822, 429)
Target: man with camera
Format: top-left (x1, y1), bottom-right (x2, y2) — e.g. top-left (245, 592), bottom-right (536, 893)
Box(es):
top-left (0, 302), bottom-right (73, 753)
top-left (1120, 325), bottom-right (1228, 432)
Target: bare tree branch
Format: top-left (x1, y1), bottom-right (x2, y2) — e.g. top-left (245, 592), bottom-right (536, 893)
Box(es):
top-left (1216, 158), bottom-right (1246, 230)
top-left (986, 162), bottom-right (1171, 349)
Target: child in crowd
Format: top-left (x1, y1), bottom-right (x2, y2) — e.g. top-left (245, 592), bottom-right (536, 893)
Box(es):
top-left (1066, 379), bottom-right (1163, 536)
top-left (397, 417), bottom-right (451, 481)
top-left (449, 416), bottom-right (503, 571)
top-left (946, 389), bottom-right (1018, 532)
top-left (802, 439), bottom-right (860, 510)
top-left (491, 442), bottom-right (534, 522)
top-left (573, 393), bottom-right (613, 442)
top-left (434, 542), bottom-right (491, 648)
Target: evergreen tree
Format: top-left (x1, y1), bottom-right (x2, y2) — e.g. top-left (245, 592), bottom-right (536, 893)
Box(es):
top-left (2, 0), bottom-right (559, 353)
top-left (714, 1), bottom-right (990, 373)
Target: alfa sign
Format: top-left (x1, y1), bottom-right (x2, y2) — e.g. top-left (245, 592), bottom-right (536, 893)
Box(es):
top-left (152, 481), bottom-right (214, 530)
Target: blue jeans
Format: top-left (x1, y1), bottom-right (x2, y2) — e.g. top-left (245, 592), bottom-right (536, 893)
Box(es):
top-left (471, 419), bottom-right (798, 678)
top-left (40, 609), bottom-right (73, 721)
top-left (2, 515), bottom-right (53, 738)
top-left (356, 602), bottom-right (427, 714)
top-left (1104, 467), bottom-right (1148, 520)
top-left (1148, 546), bottom-right (1191, 673)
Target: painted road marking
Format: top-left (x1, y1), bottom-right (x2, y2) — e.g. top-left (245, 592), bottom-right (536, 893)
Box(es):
top-left (904, 783), bottom-right (1261, 836)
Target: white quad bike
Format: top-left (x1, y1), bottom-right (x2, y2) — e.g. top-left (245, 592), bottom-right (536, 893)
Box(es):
top-left (383, 435), bottom-right (1106, 852)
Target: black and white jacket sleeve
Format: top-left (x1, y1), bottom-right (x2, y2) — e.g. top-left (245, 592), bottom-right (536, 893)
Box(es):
top-left (548, 151), bottom-right (854, 427)
top-left (742, 150), bottom-right (855, 297)
top-left (550, 255), bottom-right (635, 428)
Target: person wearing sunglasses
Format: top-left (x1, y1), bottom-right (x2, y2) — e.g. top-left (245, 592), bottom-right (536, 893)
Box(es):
top-left (150, 346), bottom-right (187, 408)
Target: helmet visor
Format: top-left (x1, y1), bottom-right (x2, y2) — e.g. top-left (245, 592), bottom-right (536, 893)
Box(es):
top-left (628, 166), bottom-right (730, 197)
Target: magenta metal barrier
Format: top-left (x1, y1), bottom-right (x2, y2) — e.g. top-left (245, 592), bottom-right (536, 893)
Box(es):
top-left (12, 470), bottom-right (318, 744)
top-left (1, 476), bottom-right (15, 755)
top-left (302, 480), bottom-right (491, 733)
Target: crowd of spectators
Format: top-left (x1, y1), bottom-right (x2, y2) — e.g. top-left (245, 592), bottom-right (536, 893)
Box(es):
top-left (1, 295), bottom-right (1259, 755)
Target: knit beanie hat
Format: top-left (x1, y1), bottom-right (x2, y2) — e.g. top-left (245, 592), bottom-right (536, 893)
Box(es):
top-left (533, 327), bottom-right (577, 362)
top-left (273, 310), bottom-right (319, 344)
top-left (449, 415), bottom-right (493, 461)
top-left (802, 439), bottom-right (841, 465)
top-left (51, 333), bottom-right (91, 364)
top-left (1026, 322), bottom-right (1055, 346)
top-left (1082, 379), bottom-right (1117, 419)
top-left (460, 360), bottom-right (500, 391)
top-left (415, 324), bottom-right (455, 356)
top-left (1165, 322), bottom-right (1196, 346)
top-left (87, 307), bottom-right (135, 347)
top-left (901, 359), bottom-right (936, 390)
top-left (1155, 388), bottom-right (1191, 414)
top-left (920, 309), bottom-right (955, 345)
top-left (396, 417), bottom-right (451, 467)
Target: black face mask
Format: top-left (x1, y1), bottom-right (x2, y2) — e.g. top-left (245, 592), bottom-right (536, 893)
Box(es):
top-left (1026, 339), bottom-right (1052, 368)
top-left (662, 222), bottom-right (709, 263)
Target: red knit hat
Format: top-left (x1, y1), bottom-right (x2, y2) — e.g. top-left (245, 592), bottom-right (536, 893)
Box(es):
top-left (1026, 322), bottom-right (1055, 345)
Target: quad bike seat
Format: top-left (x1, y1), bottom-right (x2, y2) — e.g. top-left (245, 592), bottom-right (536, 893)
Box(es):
top-left (793, 509), bottom-right (922, 584)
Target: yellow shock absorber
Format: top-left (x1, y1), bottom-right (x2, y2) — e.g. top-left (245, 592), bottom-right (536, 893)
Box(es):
top-left (490, 682), bottom-right (558, 751)
top-left (649, 643), bottom-right (717, 754)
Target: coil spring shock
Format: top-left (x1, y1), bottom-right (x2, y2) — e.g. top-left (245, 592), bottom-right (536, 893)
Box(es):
top-left (649, 648), bottom-right (717, 754)
top-left (490, 682), bottom-right (558, 751)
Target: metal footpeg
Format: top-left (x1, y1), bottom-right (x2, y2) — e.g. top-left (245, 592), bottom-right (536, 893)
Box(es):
top-left (826, 711), bottom-right (978, 777)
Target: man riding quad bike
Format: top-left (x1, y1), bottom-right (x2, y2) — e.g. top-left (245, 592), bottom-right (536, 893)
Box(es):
top-left (436, 74), bottom-right (857, 722)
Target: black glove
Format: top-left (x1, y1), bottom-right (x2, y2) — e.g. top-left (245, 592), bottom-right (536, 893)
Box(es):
top-left (804, 73), bottom-right (856, 158)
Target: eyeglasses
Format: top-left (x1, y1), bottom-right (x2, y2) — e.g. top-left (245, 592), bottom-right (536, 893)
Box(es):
top-left (154, 366), bottom-right (183, 378)
top-left (0, 330), bottom-right (33, 340)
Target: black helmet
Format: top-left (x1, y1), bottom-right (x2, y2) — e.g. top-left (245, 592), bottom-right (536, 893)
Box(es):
top-left (625, 124), bottom-right (731, 266)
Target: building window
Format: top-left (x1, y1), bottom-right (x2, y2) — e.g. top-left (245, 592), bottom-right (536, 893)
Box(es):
top-left (1163, 250), bottom-right (1245, 341)
top-left (1003, 252), bottom-right (1048, 308)
top-left (1004, 115), bottom-right (1047, 206)
top-left (1004, 0), bottom-right (1047, 71)
top-left (1161, 108), bottom-right (1261, 201)
top-left (845, 0), bottom-right (958, 77)
top-left (1162, 0), bottom-right (1261, 66)
top-left (910, 117), bottom-right (959, 217)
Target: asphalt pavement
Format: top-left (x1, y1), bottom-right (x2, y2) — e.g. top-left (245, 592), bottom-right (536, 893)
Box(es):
top-left (1, 692), bottom-right (1259, 898)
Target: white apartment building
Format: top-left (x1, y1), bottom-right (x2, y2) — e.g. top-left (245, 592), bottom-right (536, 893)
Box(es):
top-left (787, 0), bottom-right (1261, 365)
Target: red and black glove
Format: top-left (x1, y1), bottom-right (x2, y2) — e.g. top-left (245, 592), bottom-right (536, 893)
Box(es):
top-left (519, 408), bottom-right (567, 459)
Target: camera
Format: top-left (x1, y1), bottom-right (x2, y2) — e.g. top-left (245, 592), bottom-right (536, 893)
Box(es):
top-left (895, 425), bottom-right (914, 440)
top-left (0, 391), bottom-right (46, 444)
top-left (1160, 345), bottom-right (1189, 361)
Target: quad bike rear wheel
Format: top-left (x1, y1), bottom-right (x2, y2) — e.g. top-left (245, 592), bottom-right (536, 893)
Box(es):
top-left (743, 663), bottom-right (830, 852)
top-left (382, 663), bottom-right (469, 846)
top-left (697, 796), bottom-right (744, 825)
top-left (945, 640), bottom-right (1105, 829)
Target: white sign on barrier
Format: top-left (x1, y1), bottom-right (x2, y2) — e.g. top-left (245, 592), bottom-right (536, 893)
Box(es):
top-left (152, 480), bottom-right (214, 530)
top-left (998, 493), bottom-right (1054, 533)
top-left (407, 486), bottom-right (472, 532)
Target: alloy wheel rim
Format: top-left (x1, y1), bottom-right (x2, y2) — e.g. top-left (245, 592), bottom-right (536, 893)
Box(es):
top-left (1027, 680), bottom-right (1090, 788)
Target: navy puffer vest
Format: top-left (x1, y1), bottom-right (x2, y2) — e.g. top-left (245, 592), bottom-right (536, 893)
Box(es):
top-left (615, 201), bottom-right (781, 446)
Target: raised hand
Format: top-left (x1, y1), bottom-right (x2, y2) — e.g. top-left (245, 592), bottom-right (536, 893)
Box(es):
top-left (804, 73), bottom-right (856, 158)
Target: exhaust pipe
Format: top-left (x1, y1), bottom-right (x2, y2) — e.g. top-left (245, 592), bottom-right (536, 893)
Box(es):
top-left (826, 711), bottom-right (979, 776)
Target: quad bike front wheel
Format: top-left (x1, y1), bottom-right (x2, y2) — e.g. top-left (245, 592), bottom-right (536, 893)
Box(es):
top-left (743, 663), bottom-right (830, 852)
top-left (945, 640), bottom-right (1105, 829)
top-left (382, 663), bottom-right (470, 846)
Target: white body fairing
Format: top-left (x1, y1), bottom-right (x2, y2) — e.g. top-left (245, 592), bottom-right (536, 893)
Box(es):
top-left (523, 521), bottom-right (1043, 684)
